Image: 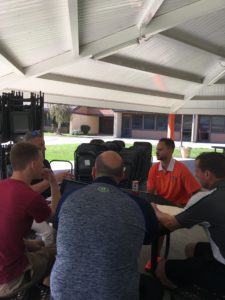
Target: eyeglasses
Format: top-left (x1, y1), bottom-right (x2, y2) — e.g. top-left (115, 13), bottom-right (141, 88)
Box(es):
top-left (31, 130), bottom-right (41, 137)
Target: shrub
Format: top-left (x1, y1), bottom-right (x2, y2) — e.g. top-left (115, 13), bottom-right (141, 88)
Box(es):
top-left (72, 129), bottom-right (82, 135)
top-left (80, 124), bottom-right (91, 135)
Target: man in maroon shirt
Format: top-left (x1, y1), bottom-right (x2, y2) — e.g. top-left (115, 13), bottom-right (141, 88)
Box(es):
top-left (0, 142), bottom-right (60, 297)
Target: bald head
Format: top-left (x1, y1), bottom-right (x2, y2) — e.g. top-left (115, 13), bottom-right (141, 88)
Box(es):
top-left (94, 151), bottom-right (124, 182)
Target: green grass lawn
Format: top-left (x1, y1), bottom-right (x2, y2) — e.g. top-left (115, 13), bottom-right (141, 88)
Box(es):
top-left (45, 144), bottom-right (77, 161)
top-left (45, 143), bottom-right (214, 162)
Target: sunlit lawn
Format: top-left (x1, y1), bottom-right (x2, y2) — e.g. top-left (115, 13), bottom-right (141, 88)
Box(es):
top-left (45, 143), bottom-right (214, 162)
top-left (45, 144), bottom-right (77, 161)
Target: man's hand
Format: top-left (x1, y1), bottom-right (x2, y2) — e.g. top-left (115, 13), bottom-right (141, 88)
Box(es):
top-left (151, 203), bottom-right (158, 211)
top-left (42, 168), bottom-right (57, 184)
top-left (24, 239), bottom-right (44, 252)
top-left (151, 203), bottom-right (181, 232)
top-left (54, 171), bottom-right (75, 184)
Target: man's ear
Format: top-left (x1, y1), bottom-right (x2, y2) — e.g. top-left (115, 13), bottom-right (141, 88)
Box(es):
top-left (205, 170), bottom-right (210, 177)
top-left (92, 166), bottom-right (96, 179)
top-left (30, 161), bottom-right (35, 170)
top-left (204, 170), bottom-right (214, 183)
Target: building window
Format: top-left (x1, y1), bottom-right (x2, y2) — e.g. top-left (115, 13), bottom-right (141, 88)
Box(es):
top-left (144, 115), bottom-right (155, 129)
top-left (175, 115), bottom-right (181, 131)
top-left (211, 116), bottom-right (225, 133)
top-left (183, 115), bottom-right (193, 141)
top-left (198, 116), bottom-right (210, 141)
top-left (132, 115), bottom-right (143, 129)
top-left (156, 115), bottom-right (168, 130)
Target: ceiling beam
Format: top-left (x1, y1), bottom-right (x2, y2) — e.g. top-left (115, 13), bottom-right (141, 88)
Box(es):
top-left (67, 0), bottom-right (79, 55)
top-left (142, 0), bottom-right (225, 36)
top-left (0, 48), bottom-right (24, 76)
top-left (170, 62), bottom-right (225, 112)
top-left (24, 50), bottom-right (75, 77)
top-left (80, 0), bottom-right (225, 58)
top-left (80, 26), bottom-right (138, 58)
top-left (44, 93), bottom-right (170, 114)
top-left (137, 0), bottom-right (164, 29)
top-left (178, 107), bottom-right (225, 116)
top-left (161, 29), bottom-right (225, 60)
top-left (100, 54), bottom-right (203, 84)
top-left (92, 40), bottom-right (137, 60)
top-left (40, 73), bottom-right (183, 100)
top-left (0, 73), bottom-right (23, 90)
top-left (193, 96), bottom-right (225, 100)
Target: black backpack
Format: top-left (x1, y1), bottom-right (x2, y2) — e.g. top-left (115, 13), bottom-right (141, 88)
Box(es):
top-left (74, 143), bottom-right (107, 183)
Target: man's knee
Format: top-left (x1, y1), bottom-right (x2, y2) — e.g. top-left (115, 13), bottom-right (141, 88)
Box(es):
top-left (185, 243), bottom-right (196, 258)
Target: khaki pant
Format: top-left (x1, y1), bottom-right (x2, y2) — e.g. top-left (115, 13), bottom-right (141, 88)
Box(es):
top-left (0, 247), bottom-right (55, 297)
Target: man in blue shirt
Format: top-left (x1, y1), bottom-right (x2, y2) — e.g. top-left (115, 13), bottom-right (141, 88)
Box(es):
top-left (51, 150), bottom-right (158, 300)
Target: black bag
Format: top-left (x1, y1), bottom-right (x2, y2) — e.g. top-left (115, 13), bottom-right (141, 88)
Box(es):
top-left (90, 138), bottom-right (105, 145)
top-left (105, 141), bottom-right (121, 152)
top-left (119, 148), bottom-right (141, 188)
top-left (132, 142), bottom-right (152, 182)
top-left (112, 140), bottom-right (125, 151)
top-left (74, 143), bottom-right (107, 183)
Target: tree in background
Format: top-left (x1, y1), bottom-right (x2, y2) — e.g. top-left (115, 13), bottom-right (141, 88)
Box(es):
top-left (48, 104), bottom-right (72, 134)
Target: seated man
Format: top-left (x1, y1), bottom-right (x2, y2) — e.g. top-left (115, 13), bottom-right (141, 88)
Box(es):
top-left (154, 152), bottom-right (225, 293)
top-left (23, 130), bottom-right (71, 197)
top-left (0, 142), bottom-right (60, 297)
top-left (23, 130), bottom-right (72, 246)
top-left (145, 138), bottom-right (201, 270)
top-left (147, 138), bottom-right (201, 206)
top-left (147, 137), bottom-right (201, 207)
top-left (51, 151), bottom-right (159, 300)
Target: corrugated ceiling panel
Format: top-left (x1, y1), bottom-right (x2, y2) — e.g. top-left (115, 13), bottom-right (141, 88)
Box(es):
top-left (79, 0), bottom-right (144, 45)
top-left (155, 0), bottom-right (199, 17)
top-left (0, 0), bottom-right (72, 67)
top-left (119, 34), bottom-right (218, 77)
top-left (197, 85), bottom-right (225, 97)
top-left (177, 8), bottom-right (225, 50)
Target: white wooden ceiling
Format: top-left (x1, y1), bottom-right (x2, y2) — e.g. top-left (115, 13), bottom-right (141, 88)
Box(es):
top-left (1, 0), bottom-right (225, 115)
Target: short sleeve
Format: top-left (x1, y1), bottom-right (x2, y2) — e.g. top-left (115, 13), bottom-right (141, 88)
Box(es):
top-left (176, 200), bottom-right (206, 228)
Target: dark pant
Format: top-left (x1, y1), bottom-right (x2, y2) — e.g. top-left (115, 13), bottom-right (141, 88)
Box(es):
top-left (139, 273), bottom-right (164, 300)
top-left (165, 242), bottom-right (225, 293)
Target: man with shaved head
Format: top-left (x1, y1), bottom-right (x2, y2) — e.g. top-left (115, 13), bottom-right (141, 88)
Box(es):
top-left (51, 150), bottom-right (158, 300)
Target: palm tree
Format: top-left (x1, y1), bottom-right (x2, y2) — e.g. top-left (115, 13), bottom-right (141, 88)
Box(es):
top-left (48, 104), bottom-right (72, 134)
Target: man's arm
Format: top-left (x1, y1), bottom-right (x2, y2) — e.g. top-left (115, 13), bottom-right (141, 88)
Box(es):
top-left (31, 179), bottom-right (50, 194)
top-left (41, 169), bottom-right (61, 221)
top-left (152, 204), bottom-right (182, 232)
top-left (31, 171), bottom-right (74, 194)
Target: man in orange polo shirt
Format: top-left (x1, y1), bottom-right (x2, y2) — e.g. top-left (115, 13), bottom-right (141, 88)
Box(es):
top-left (145, 138), bottom-right (201, 271)
top-left (147, 138), bottom-right (201, 206)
